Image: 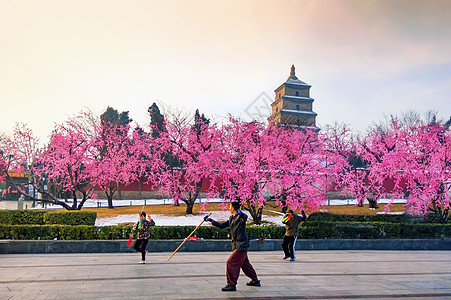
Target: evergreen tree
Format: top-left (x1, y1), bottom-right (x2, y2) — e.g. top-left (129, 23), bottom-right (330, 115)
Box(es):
top-left (148, 103), bottom-right (165, 138)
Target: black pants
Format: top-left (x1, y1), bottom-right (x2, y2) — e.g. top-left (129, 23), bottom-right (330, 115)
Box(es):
top-left (281, 235), bottom-right (297, 259)
top-left (133, 239), bottom-right (149, 261)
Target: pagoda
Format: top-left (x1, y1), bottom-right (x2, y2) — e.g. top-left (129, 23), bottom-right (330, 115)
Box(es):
top-left (270, 65), bottom-right (317, 129)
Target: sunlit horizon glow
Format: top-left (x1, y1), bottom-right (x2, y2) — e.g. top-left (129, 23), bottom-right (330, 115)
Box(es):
top-left (1, 0), bottom-right (450, 142)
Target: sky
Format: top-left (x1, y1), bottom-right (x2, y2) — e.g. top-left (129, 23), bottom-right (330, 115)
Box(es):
top-left (1, 0), bottom-right (450, 142)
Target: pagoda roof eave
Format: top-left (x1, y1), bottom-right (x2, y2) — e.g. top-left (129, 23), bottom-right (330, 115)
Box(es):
top-left (274, 81), bottom-right (311, 92)
top-left (282, 95), bottom-right (314, 102)
top-left (280, 109), bottom-right (318, 116)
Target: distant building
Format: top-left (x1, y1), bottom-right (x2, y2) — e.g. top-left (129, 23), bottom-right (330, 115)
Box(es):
top-left (0, 172), bottom-right (28, 201)
top-left (270, 65), bottom-right (318, 129)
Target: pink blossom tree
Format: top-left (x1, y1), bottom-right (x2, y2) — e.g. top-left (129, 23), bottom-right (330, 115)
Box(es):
top-left (320, 123), bottom-right (368, 205)
top-left (213, 118), bottom-right (335, 224)
top-left (29, 112), bottom-right (99, 210)
top-left (383, 119), bottom-right (451, 222)
top-left (153, 109), bottom-right (221, 215)
top-left (358, 120), bottom-right (403, 209)
top-left (1, 123), bottom-right (44, 203)
top-left (213, 118), bottom-right (276, 223)
top-left (266, 124), bottom-right (333, 214)
top-left (89, 107), bottom-right (139, 209)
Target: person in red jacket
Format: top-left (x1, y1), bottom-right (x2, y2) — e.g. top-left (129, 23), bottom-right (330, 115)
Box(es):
top-left (282, 209), bottom-right (306, 261)
top-left (204, 201), bottom-right (261, 292)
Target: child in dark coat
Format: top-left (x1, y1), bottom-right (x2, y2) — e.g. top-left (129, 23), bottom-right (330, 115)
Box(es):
top-left (132, 211), bottom-right (155, 264)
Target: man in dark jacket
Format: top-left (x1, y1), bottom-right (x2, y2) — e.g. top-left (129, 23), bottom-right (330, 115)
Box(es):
top-left (282, 209), bottom-right (306, 261)
top-left (204, 201), bottom-right (260, 292)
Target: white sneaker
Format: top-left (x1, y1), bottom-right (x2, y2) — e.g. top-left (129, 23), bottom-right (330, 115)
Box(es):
top-left (139, 260), bottom-right (145, 264)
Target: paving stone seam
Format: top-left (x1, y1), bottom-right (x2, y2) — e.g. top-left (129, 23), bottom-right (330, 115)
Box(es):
top-left (1, 271), bottom-right (450, 284)
top-left (188, 293), bottom-right (451, 300)
top-left (1, 259), bottom-right (449, 268)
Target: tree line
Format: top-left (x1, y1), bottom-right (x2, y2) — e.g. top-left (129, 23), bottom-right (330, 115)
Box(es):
top-left (1, 105), bottom-right (450, 223)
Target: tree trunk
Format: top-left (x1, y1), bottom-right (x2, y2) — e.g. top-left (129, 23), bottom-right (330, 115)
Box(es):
top-left (107, 198), bottom-right (114, 208)
top-left (432, 195), bottom-right (448, 223)
top-left (367, 197), bottom-right (378, 209)
top-left (442, 208), bottom-right (449, 223)
top-left (105, 182), bottom-right (117, 209)
top-left (246, 202), bottom-right (263, 225)
top-left (184, 179), bottom-right (203, 215)
top-left (281, 193), bottom-right (288, 213)
top-left (107, 182), bottom-right (115, 209)
top-left (107, 194), bottom-right (114, 209)
top-left (72, 190), bottom-right (78, 209)
top-left (252, 212), bottom-right (262, 225)
top-left (185, 201), bottom-right (194, 215)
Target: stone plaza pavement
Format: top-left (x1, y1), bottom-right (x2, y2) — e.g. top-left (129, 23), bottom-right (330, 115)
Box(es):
top-left (1, 250), bottom-right (451, 299)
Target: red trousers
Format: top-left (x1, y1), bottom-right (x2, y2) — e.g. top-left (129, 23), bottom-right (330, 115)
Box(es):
top-left (226, 249), bottom-right (258, 286)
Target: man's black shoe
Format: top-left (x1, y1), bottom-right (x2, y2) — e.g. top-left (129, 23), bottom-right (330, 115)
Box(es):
top-left (221, 284), bottom-right (236, 292)
top-left (246, 280), bottom-right (261, 287)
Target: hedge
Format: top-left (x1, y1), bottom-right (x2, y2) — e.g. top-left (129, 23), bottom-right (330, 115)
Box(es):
top-left (0, 210), bottom-right (97, 226)
top-left (0, 210), bottom-right (449, 240)
top-left (1, 223), bottom-right (450, 240)
top-left (0, 224), bottom-right (96, 240)
top-left (0, 210), bottom-right (46, 225)
top-left (306, 212), bottom-right (443, 224)
top-left (43, 211), bottom-right (97, 226)
top-left (301, 221), bottom-right (451, 239)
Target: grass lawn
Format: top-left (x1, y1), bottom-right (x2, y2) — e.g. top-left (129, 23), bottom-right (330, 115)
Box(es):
top-left (75, 201), bottom-right (407, 219)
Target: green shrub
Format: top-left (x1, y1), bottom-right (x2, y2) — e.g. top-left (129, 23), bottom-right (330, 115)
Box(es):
top-left (422, 213), bottom-right (447, 224)
top-left (246, 226), bottom-right (285, 239)
top-left (306, 212), bottom-right (429, 224)
top-left (442, 224), bottom-right (451, 237)
top-left (0, 210), bottom-right (46, 225)
top-left (364, 214), bottom-right (411, 223)
top-left (299, 221), bottom-right (448, 239)
top-left (400, 223), bottom-right (447, 239)
top-left (306, 212), bottom-right (335, 222)
top-left (0, 224), bottom-right (96, 240)
top-left (306, 213), bottom-right (366, 223)
top-left (59, 225), bottom-right (96, 240)
top-left (336, 223), bottom-right (380, 239)
top-left (302, 221), bottom-right (339, 239)
top-left (39, 225), bottom-right (60, 240)
top-left (0, 210), bottom-right (97, 226)
top-left (43, 211), bottom-right (97, 225)
top-left (0, 222), bottom-right (449, 240)
top-left (377, 222), bottom-right (402, 238)
top-left (97, 225), bottom-right (132, 240)
top-left (196, 226), bottom-right (229, 239)
top-left (150, 226), bottom-right (196, 239)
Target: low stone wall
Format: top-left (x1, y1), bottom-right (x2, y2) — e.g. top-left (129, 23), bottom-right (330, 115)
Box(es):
top-left (1, 239), bottom-right (450, 254)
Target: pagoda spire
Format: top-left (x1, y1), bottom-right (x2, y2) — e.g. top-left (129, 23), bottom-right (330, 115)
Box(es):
top-left (287, 64), bottom-right (298, 80)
